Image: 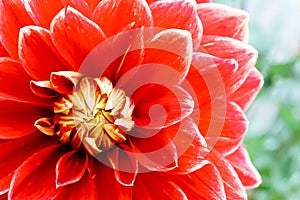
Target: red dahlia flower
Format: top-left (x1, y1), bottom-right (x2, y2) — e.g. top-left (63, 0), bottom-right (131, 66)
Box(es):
top-left (0, 0), bottom-right (263, 199)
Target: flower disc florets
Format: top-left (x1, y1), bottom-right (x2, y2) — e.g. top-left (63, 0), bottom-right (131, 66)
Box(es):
top-left (34, 72), bottom-right (134, 155)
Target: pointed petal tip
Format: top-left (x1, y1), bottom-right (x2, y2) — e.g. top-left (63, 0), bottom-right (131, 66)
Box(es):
top-left (226, 145), bottom-right (262, 189)
top-left (55, 150), bottom-right (88, 188)
top-left (115, 173), bottom-right (136, 187)
top-left (92, 0), bottom-right (153, 36)
top-left (198, 3), bottom-right (250, 42)
top-left (50, 6), bottom-right (105, 70)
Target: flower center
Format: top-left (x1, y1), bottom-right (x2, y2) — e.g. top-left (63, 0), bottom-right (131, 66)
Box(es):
top-left (33, 72), bottom-right (135, 155)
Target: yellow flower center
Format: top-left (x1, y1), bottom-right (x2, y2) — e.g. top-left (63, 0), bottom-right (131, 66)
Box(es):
top-left (33, 72), bottom-right (135, 155)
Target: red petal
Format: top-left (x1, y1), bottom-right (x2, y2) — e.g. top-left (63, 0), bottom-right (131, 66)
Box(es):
top-left (94, 28), bottom-right (144, 85)
top-left (131, 116), bottom-right (207, 174)
top-left (150, 0), bottom-right (202, 48)
top-left (0, 57), bottom-right (52, 106)
top-left (0, 193), bottom-right (7, 200)
top-left (51, 7), bottom-right (106, 70)
top-left (50, 71), bottom-right (83, 95)
top-left (175, 163), bottom-right (226, 200)
top-left (0, 132), bottom-right (57, 193)
top-left (19, 26), bottom-right (70, 80)
top-left (132, 84), bottom-right (194, 129)
top-left (146, 0), bottom-right (156, 4)
top-left (196, 0), bottom-right (211, 2)
top-left (9, 145), bottom-right (70, 199)
top-left (61, 0), bottom-right (92, 17)
top-left (89, 159), bottom-right (133, 200)
top-left (115, 29), bottom-right (193, 95)
top-left (202, 102), bottom-right (248, 155)
top-left (56, 150), bottom-right (88, 187)
top-left (0, 99), bottom-right (53, 139)
top-left (219, 102), bottom-right (248, 139)
top-left (201, 36), bottom-right (258, 94)
top-left (55, 171), bottom-right (96, 200)
top-left (141, 29), bottom-right (193, 84)
top-left (24, 0), bottom-right (63, 28)
top-left (85, 0), bottom-right (102, 11)
top-left (171, 118), bottom-right (208, 174)
top-left (147, 0), bottom-right (211, 3)
top-left (0, 174), bottom-right (11, 195)
top-left (229, 68), bottom-right (264, 111)
top-left (207, 137), bottom-right (243, 159)
top-left (186, 53), bottom-right (237, 107)
top-left (207, 150), bottom-right (247, 200)
top-left (198, 3), bottom-right (249, 42)
top-left (92, 0), bottom-right (153, 36)
top-left (30, 80), bottom-right (60, 99)
top-left (0, 0), bottom-right (33, 58)
top-left (226, 145), bottom-right (262, 189)
top-left (133, 172), bottom-right (188, 199)
top-left (129, 123), bottom-right (180, 171)
top-left (0, 42), bottom-right (8, 57)
top-left (106, 148), bottom-right (138, 186)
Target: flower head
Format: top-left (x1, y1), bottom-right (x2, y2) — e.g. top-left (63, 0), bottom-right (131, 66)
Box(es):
top-left (0, 0), bottom-right (263, 199)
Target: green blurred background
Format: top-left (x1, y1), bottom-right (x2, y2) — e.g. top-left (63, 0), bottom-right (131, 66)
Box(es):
top-left (214, 0), bottom-right (300, 199)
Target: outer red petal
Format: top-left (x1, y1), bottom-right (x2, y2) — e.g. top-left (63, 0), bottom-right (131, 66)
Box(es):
top-left (115, 29), bottom-right (193, 95)
top-left (133, 172), bottom-right (188, 200)
top-left (147, 0), bottom-right (210, 3)
top-left (0, 0), bottom-right (33, 58)
top-left (186, 53), bottom-right (237, 107)
top-left (226, 145), bottom-right (262, 189)
top-left (141, 29), bottom-right (193, 84)
top-left (202, 102), bottom-right (248, 155)
top-left (134, 162), bottom-right (226, 200)
top-left (146, 0), bottom-right (156, 4)
top-left (95, 28), bottom-right (144, 85)
top-left (0, 193), bottom-right (7, 200)
top-left (175, 163), bottom-right (226, 200)
top-left (132, 84), bottom-right (194, 129)
top-left (24, 0), bottom-right (63, 28)
top-left (196, 0), bottom-right (211, 2)
top-left (92, 0), bottom-right (153, 36)
top-left (56, 150), bottom-right (88, 187)
top-left (55, 171), bottom-right (96, 200)
top-left (0, 57), bottom-right (52, 106)
top-left (207, 150), bottom-right (247, 200)
top-left (202, 36), bottom-right (258, 95)
top-left (229, 68), bottom-right (264, 111)
top-left (85, 0), bottom-right (102, 11)
top-left (61, 0), bottom-right (93, 17)
top-left (19, 26), bottom-right (71, 80)
top-left (89, 159), bottom-right (133, 200)
top-left (218, 102), bottom-right (248, 139)
top-left (0, 42), bottom-right (8, 57)
top-left (9, 145), bottom-right (70, 199)
top-left (51, 7), bottom-right (106, 71)
top-left (130, 117), bottom-right (195, 152)
top-left (0, 132), bottom-right (57, 194)
top-left (198, 3), bottom-right (249, 42)
top-left (106, 148), bottom-right (138, 186)
top-left (0, 175), bottom-right (11, 195)
top-left (150, 0), bottom-right (203, 48)
top-left (170, 118), bottom-right (208, 174)
top-left (0, 99), bottom-right (53, 139)
top-left (129, 123), bottom-right (180, 171)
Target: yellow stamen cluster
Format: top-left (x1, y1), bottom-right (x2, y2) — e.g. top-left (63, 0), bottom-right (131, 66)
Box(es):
top-left (34, 73), bottom-right (135, 155)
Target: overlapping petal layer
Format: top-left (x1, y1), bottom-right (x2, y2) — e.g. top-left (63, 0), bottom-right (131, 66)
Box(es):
top-left (0, 0), bottom-right (262, 199)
